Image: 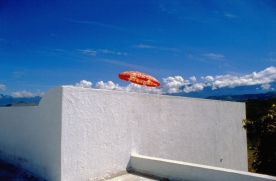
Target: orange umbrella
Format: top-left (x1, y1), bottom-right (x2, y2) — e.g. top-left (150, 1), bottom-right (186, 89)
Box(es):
top-left (118, 71), bottom-right (160, 87)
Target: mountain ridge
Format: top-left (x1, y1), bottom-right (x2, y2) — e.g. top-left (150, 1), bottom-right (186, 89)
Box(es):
top-left (1, 91), bottom-right (276, 106)
top-left (205, 91), bottom-right (276, 102)
top-left (0, 94), bottom-right (41, 106)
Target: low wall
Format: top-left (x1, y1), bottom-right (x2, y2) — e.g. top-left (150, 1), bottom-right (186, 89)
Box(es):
top-left (61, 86), bottom-right (247, 181)
top-left (0, 86), bottom-right (248, 181)
top-left (130, 154), bottom-right (276, 181)
top-left (0, 87), bottom-right (63, 181)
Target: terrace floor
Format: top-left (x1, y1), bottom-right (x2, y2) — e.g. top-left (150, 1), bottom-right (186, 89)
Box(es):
top-left (107, 173), bottom-right (159, 181)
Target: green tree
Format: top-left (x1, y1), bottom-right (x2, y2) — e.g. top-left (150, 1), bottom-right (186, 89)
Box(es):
top-left (243, 104), bottom-right (276, 176)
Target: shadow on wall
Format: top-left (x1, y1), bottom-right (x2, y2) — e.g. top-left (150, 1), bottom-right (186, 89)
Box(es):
top-left (0, 158), bottom-right (45, 181)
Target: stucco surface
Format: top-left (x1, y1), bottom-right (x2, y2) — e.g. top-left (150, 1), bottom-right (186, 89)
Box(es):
top-left (130, 154), bottom-right (276, 181)
top-left (0, 87), bottom-right (62, 181)
top-left (0, 86), bottom-right (248, 181)
top-left (61, 86), bottom-right (247, 181)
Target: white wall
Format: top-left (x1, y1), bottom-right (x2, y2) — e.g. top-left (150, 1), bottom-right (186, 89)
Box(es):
top-left (0, 86), bottom-right (248, 181)
top-left (130, 154), bottom-right (276, 181)
top-left (60, 86), bottom-right (247, 181)
top-left (0, 87), bottom-right (62, 181)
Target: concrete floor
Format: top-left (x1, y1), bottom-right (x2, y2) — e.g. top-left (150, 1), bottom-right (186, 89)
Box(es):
top-left (107, 173), bottom-right (159, 181)
top-left (0, 158), bottom-right (172, 181)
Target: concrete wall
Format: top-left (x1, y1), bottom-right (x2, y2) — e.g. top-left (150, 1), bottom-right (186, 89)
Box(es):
top-left (61, 86), bottom-right (247, 181)
top-left (130, 154), bottom-right (276, 181)
top-left (0, 87), bottom-right (62, 181)
top-left (0, 86), bottom-right (248, 181)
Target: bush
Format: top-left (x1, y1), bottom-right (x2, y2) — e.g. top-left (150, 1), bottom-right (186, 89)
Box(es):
top-left (243, 104), bottom-right (276, 176)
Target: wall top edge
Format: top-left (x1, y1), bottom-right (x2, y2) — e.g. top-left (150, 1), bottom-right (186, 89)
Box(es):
top-left (58, 86), bottom-right (245, 105)
top-left (131, 154), bottom-right (276, 179)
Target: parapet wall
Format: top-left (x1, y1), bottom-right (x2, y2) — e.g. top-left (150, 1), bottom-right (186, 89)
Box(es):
top-left (61, 86), bottom-right (247, 181)
top-left (0, 86), bottom-right (247, 181)
top-left (130, 154), bottom-right (276, 181)
top-left (0, 87), bottom-right (62, 181)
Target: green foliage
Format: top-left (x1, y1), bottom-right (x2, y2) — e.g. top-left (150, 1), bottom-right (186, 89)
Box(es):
top-left (243, 104), bottom-right (276, 176)
top-left (245, 98), bottom-right (276, 121)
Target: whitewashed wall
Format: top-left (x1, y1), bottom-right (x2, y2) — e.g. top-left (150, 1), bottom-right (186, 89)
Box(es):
top-left (0, 87), bottom-right (62, 181)
top-left (61, 86), bottom-right (247, 181)
top-left (130, 154), bottom-right (276, 181)
top-left (0, 86), bottom-right (247, 181)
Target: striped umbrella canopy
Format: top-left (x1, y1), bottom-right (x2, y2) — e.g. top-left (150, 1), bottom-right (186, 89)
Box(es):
top-left (118, 71), bottom-right (161, 87)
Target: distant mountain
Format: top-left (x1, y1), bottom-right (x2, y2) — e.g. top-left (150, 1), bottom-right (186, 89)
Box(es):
top-left (1, 90), bottom-right (276, 106)
top-left (169, 85), bottom-right (266, 98)
top-left (205, 92), bottom-right (276, 102)
top-left (0, 94), bottom-right (41, 106)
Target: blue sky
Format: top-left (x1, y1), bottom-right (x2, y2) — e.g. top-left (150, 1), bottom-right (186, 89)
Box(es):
top-left (1, 0), bottom-right (276, 98)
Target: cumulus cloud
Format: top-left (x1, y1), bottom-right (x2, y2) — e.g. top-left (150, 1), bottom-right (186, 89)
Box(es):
top-left (71, 66), bottom-right (276, 95)
top-left (211, 66), bottom-right (276, 90)
top-left (0, 84), bottom-right (6, 90)
top-left (164, 66), bottom-right (276, 93)
top-left (184, 83), bottom-right (205, 93)
top-left (75, 80), bottom-right (92, 88)
top-left (12, 90), bottom-right (44, 98)
top-left (204, 76), bottom-right (214, 82)
top-left (95, 81), bottom-right (123, 90)
top-left (98, 76), bottom-right (190, 94)
top-left (190, 76), bottom-right (196, 82)
top-left (161, 76), bottom-right (190, 94)
top-left (95, 81), bottom-right (162, 94)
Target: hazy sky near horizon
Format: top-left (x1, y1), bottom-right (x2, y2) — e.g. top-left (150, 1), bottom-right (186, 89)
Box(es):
top-left (1, 0), bottom-right (276, 97)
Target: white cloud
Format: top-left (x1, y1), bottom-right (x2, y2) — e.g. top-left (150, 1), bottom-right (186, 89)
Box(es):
top-left (95, 81), bottom-right (162, 94)
top-left (75, 80), bottom-right (92, 88)
top-left (211, 66), bottom-right (276, 90)
top-left (0, 84), bottom-right (6, 90)
top-left (117, 52), bottom-right (127, 55)
top-left (190, 76), bottom-right (196, 82)
top-left (203, 53), bottom-right (224, 59)
top-left (124, 84), bottom-right (162, 94)
top-left (99, 49), bottom-right (114, 54)
top-left (184, 83), bottom-right (205, 93)
top-left (12, 90), bottom-right (44, 98)
top-left (95, 81), bottom-right (123, 90)
top-left (78, 49), bottom-right (127, 56)
top-left (261, 84), bottom-right (271, 90)
top-left (72, 66), bottom-right (276, 95)
top-left (133, 44), bottom-right (178, 51)
top-left (161, 76), bottom-right (190, 94)
top-left (164, 66), bottom-right (276, 93)
top-left (77, 49), bottom-right (97, 56)
top-left (98, 49), bottom-right (127, 55)
top-left (204, 76), bottom-right (214, 82)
